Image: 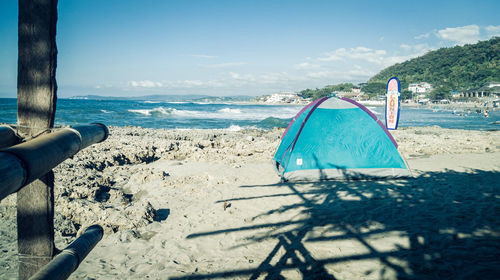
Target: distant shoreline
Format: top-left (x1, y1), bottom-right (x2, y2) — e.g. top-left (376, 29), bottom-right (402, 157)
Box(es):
top-left (1, 96), bottom-right (497, 110)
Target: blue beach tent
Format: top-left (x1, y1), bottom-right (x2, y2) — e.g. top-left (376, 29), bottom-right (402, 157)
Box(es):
top-left (274, 96), bottom-right (411, 181)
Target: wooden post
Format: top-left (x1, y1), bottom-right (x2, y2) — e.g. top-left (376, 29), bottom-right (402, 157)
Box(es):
top-left (17, 0), bottom-right (58, 279)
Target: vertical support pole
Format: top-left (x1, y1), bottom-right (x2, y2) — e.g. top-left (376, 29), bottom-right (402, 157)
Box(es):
top-left (17, 0), bottom-right (58, 279)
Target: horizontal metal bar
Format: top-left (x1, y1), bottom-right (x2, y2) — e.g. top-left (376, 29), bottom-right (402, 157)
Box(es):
top-left (28, 225), bottom-right (104, 280)
top-left (0, 123), bottom-right (108, 201)
top-left (0, 125), bottom-right (21, 149)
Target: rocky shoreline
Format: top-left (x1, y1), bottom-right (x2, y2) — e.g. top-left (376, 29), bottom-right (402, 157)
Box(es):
top-left (1, 126), bottom-right (499, 279)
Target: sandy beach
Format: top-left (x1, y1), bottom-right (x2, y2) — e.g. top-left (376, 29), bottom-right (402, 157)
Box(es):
top-left (1, 126), bottom-right (499, 279)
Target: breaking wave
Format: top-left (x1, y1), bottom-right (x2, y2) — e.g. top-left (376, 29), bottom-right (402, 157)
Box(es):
top-left (127, 106), bottom-right (300, 120)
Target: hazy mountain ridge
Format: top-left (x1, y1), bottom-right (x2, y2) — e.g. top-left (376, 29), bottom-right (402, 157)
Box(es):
top-left (69, 94), bottom-right (255, 102)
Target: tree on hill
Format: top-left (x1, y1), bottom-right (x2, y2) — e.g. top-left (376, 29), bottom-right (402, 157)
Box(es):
top-left (299, 83), bottom-right (357, 99)
top-left (430, 83), bottom-right (453, 101)
top-left (401, 89), bottom-right (413, 100)
top-left (361, 82), bottom-right (386, 98)
top-left (366, 37), bottom-right (500, 92)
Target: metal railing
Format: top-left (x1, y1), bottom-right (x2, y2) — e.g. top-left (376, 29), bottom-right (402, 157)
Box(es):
top-left (0, 123), bottom-right (109, 279)
top-left (29, 225), bottom-right (104, 280)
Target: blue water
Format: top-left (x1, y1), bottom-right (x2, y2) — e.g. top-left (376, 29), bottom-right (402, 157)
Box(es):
top-left (1, 98), bottom-right (499, 130)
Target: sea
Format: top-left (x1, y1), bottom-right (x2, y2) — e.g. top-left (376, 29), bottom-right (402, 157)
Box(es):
top-left (1, 98), bottom-right (499, 131)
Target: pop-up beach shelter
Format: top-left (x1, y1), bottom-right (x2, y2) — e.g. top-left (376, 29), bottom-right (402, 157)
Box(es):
top-left (274, 96), bottom-right (411, 181)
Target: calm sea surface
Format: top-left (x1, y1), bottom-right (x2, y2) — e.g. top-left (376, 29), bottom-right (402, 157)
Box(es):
top-left (1, 98), bottom-right (499, 131)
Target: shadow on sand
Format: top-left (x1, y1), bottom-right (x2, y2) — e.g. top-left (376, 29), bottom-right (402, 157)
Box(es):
top-left (173, 169), bottom-right (500, 279)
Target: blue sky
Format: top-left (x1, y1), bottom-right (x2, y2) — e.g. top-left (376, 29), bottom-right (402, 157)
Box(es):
top-left (1, 0), bottom-right (499, 98)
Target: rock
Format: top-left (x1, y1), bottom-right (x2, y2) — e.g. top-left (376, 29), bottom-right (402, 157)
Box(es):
top-left (119, 230), bottom-right (139, 243)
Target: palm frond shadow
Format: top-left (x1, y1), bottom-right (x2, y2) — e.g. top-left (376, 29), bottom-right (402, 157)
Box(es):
top-left (174, 169), bottom-right (500, 279)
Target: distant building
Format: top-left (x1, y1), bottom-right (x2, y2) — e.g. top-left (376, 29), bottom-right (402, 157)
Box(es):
top-left (455, 82), bottom-right (500, 99)
top-left (336, 90), bottom-right (364, 100)
top-left (487, 81), bottom-right (500, 88)
top-left (408, 82), bottom-right (432, 93)
top-left (451, 91), bottom-right (461, 99)
top-left (261, 92), bottom-right (305, 104)
top-left (455, 90), bottom-right (496, 99)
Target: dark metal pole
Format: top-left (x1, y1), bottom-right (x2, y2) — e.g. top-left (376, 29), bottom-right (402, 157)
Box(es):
top-left (0, 123), bottom-right (108, 201)
top-left (28, 225), bottom-right (104, 280)
top-left (0, 125), bottom-right (20, 149)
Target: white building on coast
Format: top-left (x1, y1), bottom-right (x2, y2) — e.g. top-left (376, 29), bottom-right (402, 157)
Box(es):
top-left (408, 82), bottom-right (432, 93)
top-left (335, 87), bottom-right (364, 100)
top-left (259, 92), bottom-right (306, 104)
top-left (487, 81), bottom-right (500, 88)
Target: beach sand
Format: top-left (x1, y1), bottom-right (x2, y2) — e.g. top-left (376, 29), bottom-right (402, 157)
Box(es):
top-left (1, 126), bottom-right (499, 279)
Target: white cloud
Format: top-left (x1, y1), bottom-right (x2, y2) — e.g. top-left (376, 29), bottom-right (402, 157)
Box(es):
top-left (414, 32), bottom-right (430, 40)
top-left (200, 62), bottom-right (247, 68)
top-left (125, 79), bottom-right (227, 90)
top-left (96, 83), bottom-right (113, 89)
top-left (294, 62), bottom-right (320, 70)
top-left (165, 79), bottom-right (226, 88)
top-left (306, 71), bottom-right (332, 79)
top-left (318, 47), bottom-right (387, 65)
top-left (229, 72), bottom-right (256, 82)
top-left (302, 67), bottom-right (375, 83)
top-left (485, 25), bottom-right (500, 37)
top-left (128, 80), bottom-right (163, 88)
top-left (436, 25), bottom-right (480, 45)
top-left (229, 72), bottom-right (240, 79)
top-left (259, 72), bottom-right (293, 84)
top-left (190, 54), bottom-right (217, 59)
top-left (399, 43), bottom-right (430, 54)
top-left (180, 80), bottom-right (204, 87)
top-left (384, 54), bottom-right (420, 66)
top-left (400, 44), bottom-right (412, 51)
top-left (317, 49), bottom-right (344, 62)
top-left (347, 65), bottom-right (375, 78)
top-left (226, 71), bottom-right (305, 89)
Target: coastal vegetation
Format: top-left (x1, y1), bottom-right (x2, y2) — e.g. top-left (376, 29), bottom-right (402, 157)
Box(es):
top-left (300, 37), bottom-right (500, 100)
top-left (299, 83), bottom-right (357, 100)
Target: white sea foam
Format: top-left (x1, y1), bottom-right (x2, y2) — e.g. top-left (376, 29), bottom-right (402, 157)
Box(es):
top-left (209, 107), bottom-right (298, 120)
top-left (226, 125), bottom-right (243, 131)
top-left (218, 108), bottom-right (242, 114)
top-left (144, 101), bottom-right (161, 104)
top-left (128, 109), bottom-right (154, 116)
top-left (128, 105), bottom-right (301, 120)
top-left (100, 110), bottom-right (112, 113)
top-left (128, 107), bottom-right (174, 116)
top-left (225, 125), bottom-right (259, 131)
top-left (359, 100), bottom-right (384, 106)
top-left (366, 107), bottom-right (382, 115)
top-left (169, 108), bottom-right (205, 117)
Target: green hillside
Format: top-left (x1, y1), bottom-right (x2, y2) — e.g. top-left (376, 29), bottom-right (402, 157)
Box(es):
top-left (366, 37), bottom-right (500, 98)
top-left (300, 37), bottom-right (500, 100)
